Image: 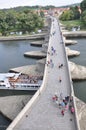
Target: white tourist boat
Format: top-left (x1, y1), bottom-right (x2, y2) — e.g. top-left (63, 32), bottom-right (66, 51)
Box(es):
top-left (0, 73), bottom-right (42, 91)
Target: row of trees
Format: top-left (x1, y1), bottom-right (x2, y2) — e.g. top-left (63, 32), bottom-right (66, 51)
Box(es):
top-left (60, 0), bottom-right (86, 26)
top-left (0, 9), bottom-right (44, 36)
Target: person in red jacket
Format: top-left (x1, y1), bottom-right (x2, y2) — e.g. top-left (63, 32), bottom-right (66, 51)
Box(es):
top-left (61, 109), bottom-right (65, 116)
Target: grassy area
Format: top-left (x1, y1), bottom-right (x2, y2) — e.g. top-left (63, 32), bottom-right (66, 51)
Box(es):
top-left (60, 20), bottom-right (86, 31)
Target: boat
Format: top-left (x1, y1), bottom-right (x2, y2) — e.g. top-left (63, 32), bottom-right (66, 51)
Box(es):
top-left (0, 73), bottom-right (42, 91)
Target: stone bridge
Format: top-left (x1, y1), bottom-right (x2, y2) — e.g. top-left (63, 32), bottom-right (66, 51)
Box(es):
top-left (7, 17), bottom-right (80, 130)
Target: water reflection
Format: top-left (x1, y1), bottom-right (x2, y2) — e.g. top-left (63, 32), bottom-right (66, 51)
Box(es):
top-left (0, 90), bottom-right (35, 97)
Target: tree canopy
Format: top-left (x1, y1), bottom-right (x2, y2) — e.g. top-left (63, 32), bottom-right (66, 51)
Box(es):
top-left (80, 0), bottom-right (86, 25)
top-left (81, 10), bottom-right (86, 24)
top-left (0, 9), bottom-right (44, 36)
top-left (80, 0), bottom-right (86, 12)
top-left (59, 6), bottom-right (80, 21)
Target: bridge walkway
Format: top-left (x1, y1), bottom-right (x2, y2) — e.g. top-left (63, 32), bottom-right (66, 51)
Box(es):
top-left (7, 17), bottom-right (77, 130)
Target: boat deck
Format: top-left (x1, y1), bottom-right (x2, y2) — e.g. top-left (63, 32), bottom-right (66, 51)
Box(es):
top-left (0, 73), bottom-right (42, 91)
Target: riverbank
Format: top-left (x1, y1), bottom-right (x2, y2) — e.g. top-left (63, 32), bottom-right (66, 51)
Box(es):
top-left (63, 31), bottom-right (86, 38)
top-left (0, 33), bottom-right (47, 41)
top-left (0, 31), bottom-right (86, 42)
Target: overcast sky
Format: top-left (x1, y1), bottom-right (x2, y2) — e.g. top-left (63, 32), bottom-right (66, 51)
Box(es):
top-left (0, 0), bottom-right (83, 9)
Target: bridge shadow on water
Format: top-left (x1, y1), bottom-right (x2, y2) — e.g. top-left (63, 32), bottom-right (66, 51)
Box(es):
top-left (0, 90), bottom-right (36, 130)
top-left (0, 89), bottom-right (35, 97)
top-left (0, 112), bottom-right (11, 130)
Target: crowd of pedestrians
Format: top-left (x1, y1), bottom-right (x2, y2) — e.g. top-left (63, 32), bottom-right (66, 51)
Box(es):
top-left (52, 93), bottom-right (75, 116)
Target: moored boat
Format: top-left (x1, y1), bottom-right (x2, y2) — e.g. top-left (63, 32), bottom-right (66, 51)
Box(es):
top-left (0, 73), bottom-right (42, 91)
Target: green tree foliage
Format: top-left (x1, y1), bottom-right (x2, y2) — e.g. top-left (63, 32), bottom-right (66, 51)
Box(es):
top-left (59, 10), bottom-right (74, 21)
top-left (40, 11), bottom-right (44, 17)
top-left (81, 10), bottom-right (86, 25)
top-left (0, 9), bottom-right (44, 36)
top-left (70, 6), bottom-right (80, 19)
top-left (80, 0), bottom-right (86, 25)
top-left (80, 0), bottom-right (86, 12)
top-left (60, 6), bottom-right (80, 21)
top-left (0, 11), bottom-right (8, 35)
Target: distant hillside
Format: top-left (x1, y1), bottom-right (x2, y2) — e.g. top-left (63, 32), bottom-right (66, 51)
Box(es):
top-left (57, 3), bottom-right (80, 8)
top-left (0, 5), bottom-right (55, 12)
top-left (0, 3), bottom-right (81, 12)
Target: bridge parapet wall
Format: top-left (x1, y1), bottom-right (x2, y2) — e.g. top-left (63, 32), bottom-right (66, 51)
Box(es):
top-left (59, 24), bottom-right (80, 130)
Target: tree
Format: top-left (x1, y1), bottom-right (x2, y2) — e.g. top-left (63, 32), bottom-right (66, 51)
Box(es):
top-left (59, 10), bottom-right (74, 21)
top-left (0, 11), bottom-right (8, 36)
top-left (5, 10), bottom-right (18, 32)
top-left (0, 9), bottom-right (44, 35)
top-left (15, 10), bottom-right (44, 34)
top-left (80, 0), bottom-right (86, 25)
top-left (40, 11), bottom-right (44, 17)
top-left (80, 0), bottom-right (86, 12)
top-left (81, 10), bottom-right (86, 25)
top-left (60, 6), bottom-right (80, 21)
top-left (70, 6), bottom-right (80, 19)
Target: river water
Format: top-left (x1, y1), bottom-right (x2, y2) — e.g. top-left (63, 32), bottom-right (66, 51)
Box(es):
top-left (0, 38), bottom-right (86, 129)
top-left (68, 38), bottom-right (86, 103)
top-left (0, 40), bottom-right (42, 72)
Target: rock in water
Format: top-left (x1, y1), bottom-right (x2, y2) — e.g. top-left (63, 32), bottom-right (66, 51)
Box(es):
top-left (69, 61), bottom-right (86, 80)
top-left (66, 47), bottom-right (80, 57)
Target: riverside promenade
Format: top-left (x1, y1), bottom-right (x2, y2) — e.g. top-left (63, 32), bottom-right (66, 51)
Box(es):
top-left (7, 17), bottom-right (80, 130)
